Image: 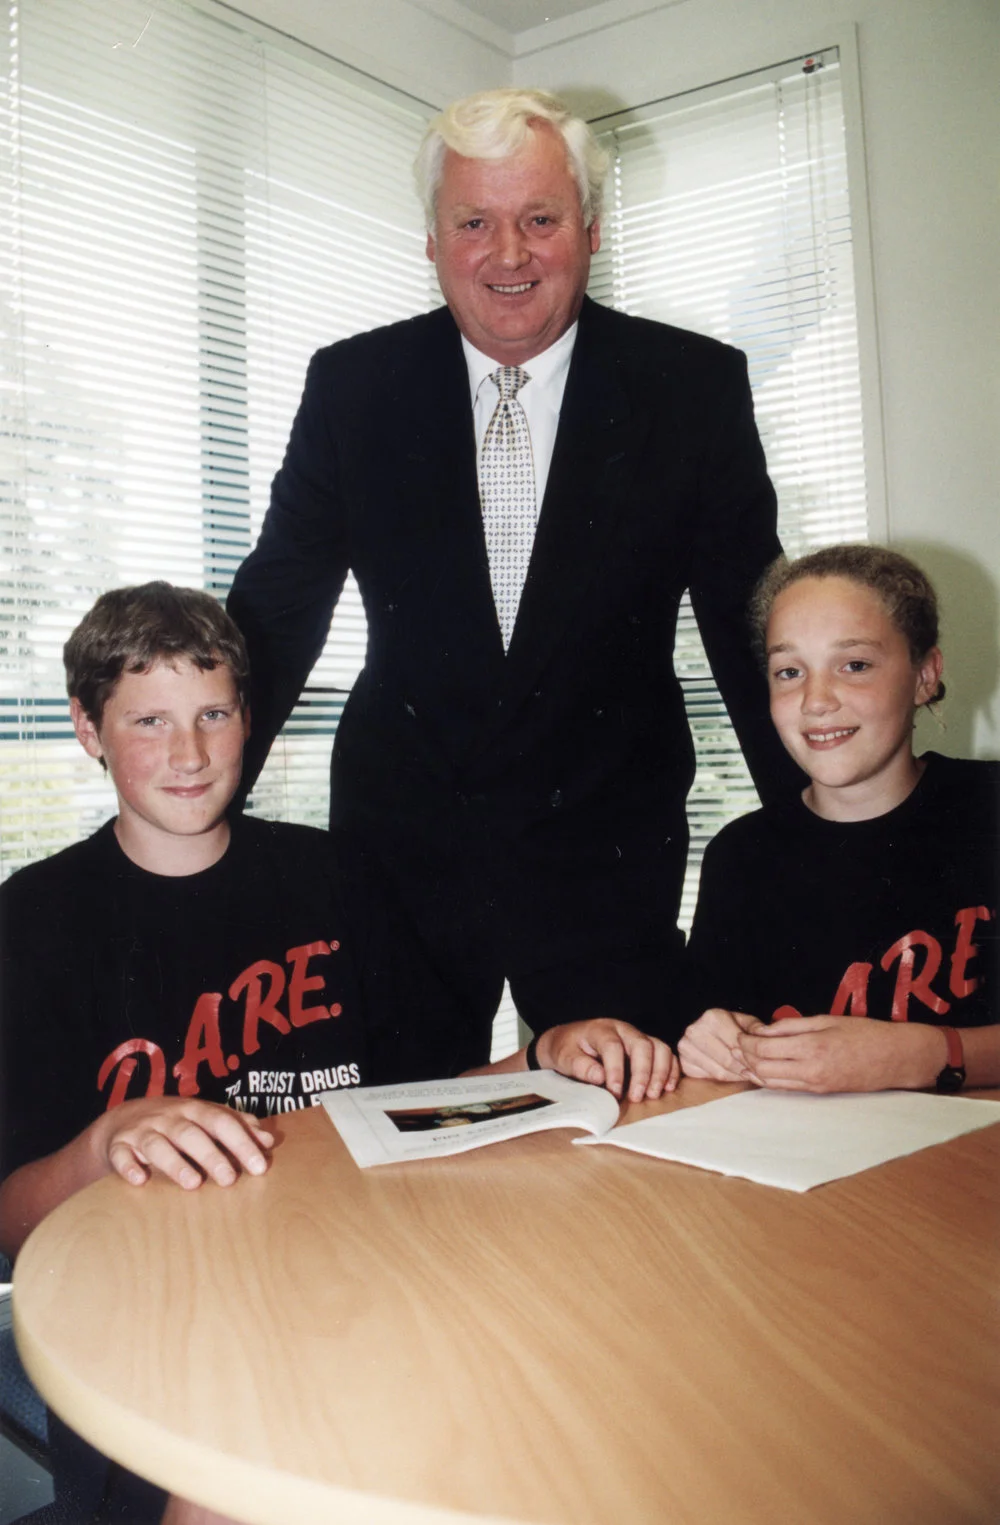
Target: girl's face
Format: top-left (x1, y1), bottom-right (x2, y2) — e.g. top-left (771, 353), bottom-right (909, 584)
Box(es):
top-left (765, 575), bottom-right (943, 820)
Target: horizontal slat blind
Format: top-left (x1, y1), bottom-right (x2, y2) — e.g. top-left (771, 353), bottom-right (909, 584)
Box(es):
top-left (590, 50), bottom-right (868, 927)
top-left (238, 41), bottom-right (438, 827)
top-left (0, 0), bottom-right (436, 872)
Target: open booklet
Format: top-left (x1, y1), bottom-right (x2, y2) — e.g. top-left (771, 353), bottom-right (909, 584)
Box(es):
top-left (322, 1074), bottom-right (1000, 1189)
top-left (321, 1072), bottom-right (619, 1167)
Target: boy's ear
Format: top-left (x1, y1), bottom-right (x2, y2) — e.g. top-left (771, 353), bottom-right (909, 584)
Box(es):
top-left (70, 697), bottom-right (104, 761)
top-left (242, 704), bottom-right (251, 740)
top-left (914, 646), bottom-right (944, 707)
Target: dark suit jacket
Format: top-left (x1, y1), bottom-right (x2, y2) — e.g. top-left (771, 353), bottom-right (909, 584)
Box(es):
top-left (229, 296), bottom-right (800, 1057)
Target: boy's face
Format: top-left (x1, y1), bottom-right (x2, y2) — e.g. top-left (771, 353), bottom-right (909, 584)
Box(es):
top-left (71, 658), bottom-right (249, 865)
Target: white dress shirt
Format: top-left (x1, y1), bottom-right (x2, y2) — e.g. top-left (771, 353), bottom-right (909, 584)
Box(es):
top-left (462, 321), bottom-right (578, 510)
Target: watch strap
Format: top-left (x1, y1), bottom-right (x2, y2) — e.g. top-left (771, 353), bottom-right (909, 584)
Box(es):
top-left (934, 1026), bottom-right (966, 1091)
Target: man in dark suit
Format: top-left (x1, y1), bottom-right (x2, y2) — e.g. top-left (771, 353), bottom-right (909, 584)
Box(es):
top-left (228, 88), bottom-right (800, 1069)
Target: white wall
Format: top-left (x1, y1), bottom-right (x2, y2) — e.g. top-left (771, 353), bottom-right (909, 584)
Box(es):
top-left (228, 0), bottom-right (507, 104)
top-left (514, 0), bottom-right (1000, 758)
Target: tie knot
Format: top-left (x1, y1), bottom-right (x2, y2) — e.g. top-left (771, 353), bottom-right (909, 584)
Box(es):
top-left (490, 366), bottom-right (529, 402)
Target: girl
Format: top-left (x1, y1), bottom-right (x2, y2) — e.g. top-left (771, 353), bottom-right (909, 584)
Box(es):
top-left (678, 544), bottom-right (999, 1093)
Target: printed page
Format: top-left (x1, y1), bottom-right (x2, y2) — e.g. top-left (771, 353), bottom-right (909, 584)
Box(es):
top-left (322, 1072), bottom-right (620, 1168)
top-left (578, 1089), bottom-right (1000, 1191)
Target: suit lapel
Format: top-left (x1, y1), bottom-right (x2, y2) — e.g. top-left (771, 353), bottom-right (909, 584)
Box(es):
top-left (390, 309), bottom-right (508, 715)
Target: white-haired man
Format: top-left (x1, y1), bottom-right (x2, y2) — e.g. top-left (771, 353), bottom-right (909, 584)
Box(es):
top-left (228, 88), bottom-right (800, 1063)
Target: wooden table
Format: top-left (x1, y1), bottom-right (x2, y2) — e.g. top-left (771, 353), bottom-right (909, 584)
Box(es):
top-left (12, 1081), bottom-right (1000, 1525)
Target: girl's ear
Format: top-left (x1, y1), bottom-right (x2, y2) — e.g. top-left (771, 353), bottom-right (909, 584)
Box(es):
top-left (70, 696), bottom-right (104, 761)
top-left (914, 646), bottom-right (944, 707)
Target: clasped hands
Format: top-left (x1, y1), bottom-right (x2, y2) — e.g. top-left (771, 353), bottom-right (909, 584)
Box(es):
top-left (678, 1007), bottom-right (943, 1093)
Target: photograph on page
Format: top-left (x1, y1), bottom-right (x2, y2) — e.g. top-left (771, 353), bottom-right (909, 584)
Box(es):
top-left (322, 1071), bottom-right (620, 1167)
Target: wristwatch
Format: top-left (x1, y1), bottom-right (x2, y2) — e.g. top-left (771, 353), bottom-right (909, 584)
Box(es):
top-left (934, 1026), bottom-right (966, 1092)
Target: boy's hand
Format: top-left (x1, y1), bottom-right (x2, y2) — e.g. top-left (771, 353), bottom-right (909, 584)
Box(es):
top-left (737, 1014), bottom-right (948, 1093)
top-left (535, 1020), bottom-right (679, 1102)
top-left (678, 1008), bottom-right (756, 1082)
top-left (91, 1097), bottom-right (274, 1190)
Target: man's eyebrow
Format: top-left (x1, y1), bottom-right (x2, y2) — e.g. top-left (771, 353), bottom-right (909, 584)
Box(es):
top-left (448, 195), bottom-right (569, 216)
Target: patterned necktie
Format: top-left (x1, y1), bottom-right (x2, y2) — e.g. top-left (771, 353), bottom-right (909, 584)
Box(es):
top-left (478, 365), bottom-right (536, 651)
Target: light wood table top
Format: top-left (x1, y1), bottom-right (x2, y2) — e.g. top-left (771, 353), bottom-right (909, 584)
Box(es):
top-left (13, 1080), bottom-right (1000, 1525)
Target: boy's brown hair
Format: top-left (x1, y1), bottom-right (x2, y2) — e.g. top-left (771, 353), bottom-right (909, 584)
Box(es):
top-left (64, 582), bottom-right (250, 728)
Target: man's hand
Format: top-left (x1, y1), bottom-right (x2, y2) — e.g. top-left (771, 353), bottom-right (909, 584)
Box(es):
top-left (737, 1014), bottom-right (947, 1093)
top-left (678, 1008), bottom-right (756, 1082)
top-left (535, 1019), bottom-right (679, 1102)
top-left (90, 1097), bottom-right (274, 1190)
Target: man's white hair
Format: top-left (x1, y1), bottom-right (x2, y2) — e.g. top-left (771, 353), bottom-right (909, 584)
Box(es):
top-left (414, 87), bottom-right (609, 230)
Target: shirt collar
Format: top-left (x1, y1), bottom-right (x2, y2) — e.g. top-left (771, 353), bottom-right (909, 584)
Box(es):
top-left (462, 321), bottom-right (578, 404)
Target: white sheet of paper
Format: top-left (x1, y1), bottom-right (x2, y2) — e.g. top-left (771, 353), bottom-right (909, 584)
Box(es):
top-left (578, 1089), bottom-right (1000, 1191)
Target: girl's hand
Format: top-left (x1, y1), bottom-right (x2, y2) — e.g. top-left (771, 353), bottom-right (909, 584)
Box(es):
top-left (737, 1014), bottom-right (949, 1093)
top-left (678, 1008), bottom-right (756, 1082)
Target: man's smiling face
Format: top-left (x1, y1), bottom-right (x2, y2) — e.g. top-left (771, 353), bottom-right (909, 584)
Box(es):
top-left (426, 122), bottom-right (600, 365)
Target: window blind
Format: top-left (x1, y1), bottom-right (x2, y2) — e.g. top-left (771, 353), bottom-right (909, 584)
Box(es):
top-left (0, 0), bottom-right (436, 872)
top-left (590, 49), bottom-right (869, 927)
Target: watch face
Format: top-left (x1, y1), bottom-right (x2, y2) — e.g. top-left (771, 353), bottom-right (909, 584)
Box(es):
top-left (936, 1064), bottom-right (967, 1093)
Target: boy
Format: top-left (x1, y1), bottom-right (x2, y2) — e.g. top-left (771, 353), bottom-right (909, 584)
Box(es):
top-left (1, 584), bottom-right (459, 1250)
